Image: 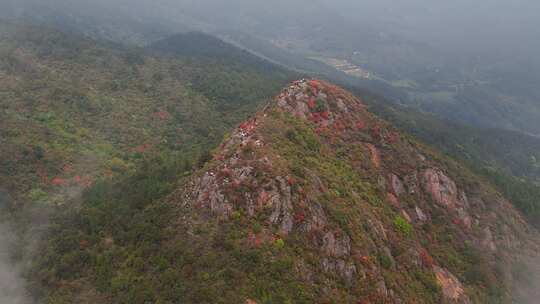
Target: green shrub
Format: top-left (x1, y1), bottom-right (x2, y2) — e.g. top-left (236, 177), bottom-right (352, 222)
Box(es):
top-left (394, 215), bottom-right (413, 236)
top-left (378, 253), bottom-right (393, 269)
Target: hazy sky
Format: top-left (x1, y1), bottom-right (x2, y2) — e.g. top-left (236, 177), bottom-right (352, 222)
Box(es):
top-left (3, 0), bottom-right (539, 58)
top-left (328, 0), bottom-right (540, 55)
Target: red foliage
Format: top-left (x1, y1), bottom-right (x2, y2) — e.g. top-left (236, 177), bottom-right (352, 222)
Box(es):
top-left (254, 235), bottom-right (263, 247)
top-left (221, 167), bottom-right (231, 177)
top-left (420, 249), bottom-right (435, 267)
top-left (333, 120), bottom-right (346, 132)
top-left (310, 112), bottom-right (322, 124)
top-left (80, 175), bottom-right (94, 188)
top-left (248, 232), bottom-right (264, 248)
top-left (62, 164), bottom-right (73, 173)
top-left (315, 126), bottom-right (327, 135)
top-left (232, 179), bottom-right (241, 189)
top-left (154, 110), bottom-right (172, 121)
top-left (133, 143), bottom-right (152, 153)
top-left (258, 191), bottom-right (270, 206)
top-left (370, 125), bottom-right (382, 140)
top-left (287, 176), bottom-right (296, 186)
top-left (356, 120), bottom-right (366, 130)
top-left (321, 111), bottom-right (330, 120)
top-left (294, 211), bottom-right (306, 224)
top-left (239, 120), bottom-right (257, 132)
top-left (452, 218), bottom-right (461, 226)
top-left (308, 97), bottom-right (316, 109)
top-left (239, 122), bottom-right (250, 130)
top-left (355, 254), bottom-right (371, 266)
top-left (309, 80), bottom-right (320, 88)
top-left (51, 177), bottom-right (67, 186)
top-left (386, 131), bottom-right (400, 143)
top-left (386, 192), bottom-right (399, 207)
top-left (326, 86), bottom-right (339, 96)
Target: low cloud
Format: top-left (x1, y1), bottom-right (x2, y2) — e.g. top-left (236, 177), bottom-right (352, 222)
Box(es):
top-left (0, 190), bottom-right (33, 304)
top-left (0, 223), bottom-right (32, 304)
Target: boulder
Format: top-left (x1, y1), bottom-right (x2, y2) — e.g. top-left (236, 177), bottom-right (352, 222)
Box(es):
top-left (415, 206), bottom-right (428, 222)
top-left (423, 169), bottom-right (464, 209)
top-left (389, 174), bottom-right (405, 196)
top-left (433, 266), bottom-right (471, 304)
top-left (322, 231), bottom-right (351, 258)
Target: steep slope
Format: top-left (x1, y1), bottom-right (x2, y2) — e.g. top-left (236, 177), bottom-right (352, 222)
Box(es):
top-left (355, 90), bottom-right (540, 228)
top-left (36, 80), bottom-right (540, 303)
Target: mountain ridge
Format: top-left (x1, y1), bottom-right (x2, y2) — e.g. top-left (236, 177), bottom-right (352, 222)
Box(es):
top-left (166, 79), bottom-right (540, 303)
top-left (36, 79), bottom-right (539, 303)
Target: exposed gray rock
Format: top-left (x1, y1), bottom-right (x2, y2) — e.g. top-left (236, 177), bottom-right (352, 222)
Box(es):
top-left (192, 172), bottom-right (233, 217)
top-left (322, 231), bottom-right (351, 258)
top-left (377, 280), bottom-right (388, 297)
top-left (389, 174), bottom-right (405, 196)
top-left (415, 206), bottom-right (428, 222)
top-left (321, 258), bottom-right (357, 283)
top-left (268, 177), bottom-right (294, 234)
top-left (404, 173), bottom-right (419, 194)
top-left (433, 266), bottom-right (471, 304)
top-left (423, 168), bottom-right (465, 209)
top-left (366, 219), bottom-right (388, 241)
top-left (481, 227), bottom-right (497, 251)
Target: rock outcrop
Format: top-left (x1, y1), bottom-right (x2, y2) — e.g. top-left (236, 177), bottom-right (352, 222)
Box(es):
top-left (171, 79), bottom-right (540, 303)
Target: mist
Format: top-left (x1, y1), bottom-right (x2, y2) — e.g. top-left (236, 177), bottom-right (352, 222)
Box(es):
top-left (0, 191), bottom-right (32, 304)
top-left (3, 0), bottom-right (539, 54)
top-left (2, 0), bottom-right (538, 79)
top-left (0, 224), bottom-right (31, 304)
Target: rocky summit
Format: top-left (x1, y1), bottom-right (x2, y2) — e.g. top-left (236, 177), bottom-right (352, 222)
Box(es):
top-left (167, 80), bottom-right (540, 303)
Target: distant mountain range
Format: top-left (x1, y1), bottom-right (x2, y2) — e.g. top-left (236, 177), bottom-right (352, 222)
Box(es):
top-left (2, 0), bottom-right (540, 137)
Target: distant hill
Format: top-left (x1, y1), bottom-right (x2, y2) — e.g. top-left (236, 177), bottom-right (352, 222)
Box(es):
top-left (0, 22), bottom-right (292, 203)
top-left (148, 32), bottom-right (281, 72)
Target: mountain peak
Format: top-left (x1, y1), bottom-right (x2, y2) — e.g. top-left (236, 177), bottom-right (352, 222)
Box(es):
top-left (171, 80), bottom-right (539, 303)
top-left (276, 79), bottom-right (366, 121)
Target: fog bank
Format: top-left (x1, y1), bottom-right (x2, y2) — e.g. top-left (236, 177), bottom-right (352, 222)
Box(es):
top-left (0, 191), bottom-right (32, 304)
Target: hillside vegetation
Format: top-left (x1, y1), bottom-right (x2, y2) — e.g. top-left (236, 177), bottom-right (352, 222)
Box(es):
top-left (1, 22), bottom-right (539, 304)
top-left (360, 93), bottom-right (540, 228)
top-left (0, 22), bottom-right (292, 204)
top-left (33, 80), bottom-right (540, 303)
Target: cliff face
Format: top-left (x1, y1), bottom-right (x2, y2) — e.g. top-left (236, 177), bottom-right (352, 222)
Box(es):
top-left (169, 79), bottom-right (539, 303)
